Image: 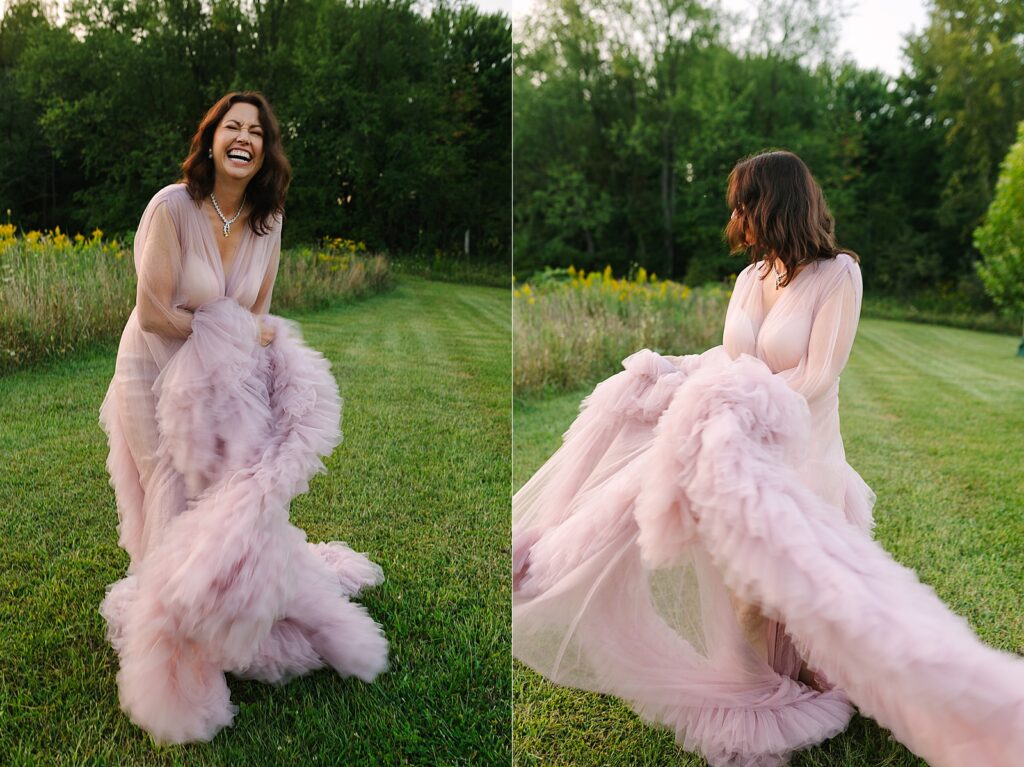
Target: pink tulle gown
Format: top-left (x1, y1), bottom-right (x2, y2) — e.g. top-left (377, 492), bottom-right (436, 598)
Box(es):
top-left (512, 253), bottom-right (1024, 767)
top-left (98, 184), bottom-right (388, 744)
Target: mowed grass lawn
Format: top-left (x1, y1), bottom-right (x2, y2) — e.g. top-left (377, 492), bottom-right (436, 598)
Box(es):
top-left (0, 276), bottom-right (510, 766)
top-left (513, 318), bottom-right (1024, 767)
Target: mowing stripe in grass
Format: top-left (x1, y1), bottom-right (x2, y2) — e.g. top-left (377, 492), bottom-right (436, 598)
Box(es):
top-left (0, 276), bottom-right (511, 766)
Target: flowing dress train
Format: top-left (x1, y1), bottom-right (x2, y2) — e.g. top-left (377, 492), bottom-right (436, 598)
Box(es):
top-left (512, 254), bottom-right (1024, 767)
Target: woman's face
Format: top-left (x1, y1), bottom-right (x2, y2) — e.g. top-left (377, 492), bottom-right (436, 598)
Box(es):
top-left (211, 102), bottom-right (265, 184)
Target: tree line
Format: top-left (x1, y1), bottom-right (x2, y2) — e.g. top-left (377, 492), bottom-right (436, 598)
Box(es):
top-left (513, 0), bottom-right (1024, 302)
top-left (0, 0), bottom-right (511, 262)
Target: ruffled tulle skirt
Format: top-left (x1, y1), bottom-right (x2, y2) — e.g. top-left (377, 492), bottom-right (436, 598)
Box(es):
top-left (99, 299), bottom-right (388, 744)
top-left (513, 348), bottom-right (1024, 767)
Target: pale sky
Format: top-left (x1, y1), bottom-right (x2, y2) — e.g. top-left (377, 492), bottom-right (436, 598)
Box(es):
top-left (483, 0), bottom-right (929, 77)
top-left (0, 0), bottom-right (929, 78)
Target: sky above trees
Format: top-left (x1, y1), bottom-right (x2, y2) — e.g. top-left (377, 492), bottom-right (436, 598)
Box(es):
top-left (503, 0), bottom-right (927, 76)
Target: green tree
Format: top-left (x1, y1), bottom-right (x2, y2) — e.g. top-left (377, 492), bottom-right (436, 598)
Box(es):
top-left (513, 0), bottom-right (1021, 313)
top-left (0, 0), bottom-right (78, 231)
top-left (513, 0), bottom-right (623, 274)
top-left (974, 120), bottom-right (1024, 353)
top-left (0, 0), bottom-right (510, 262)
top-left (904, 0), bottom-right (1024, 276)
top-left (431, 1), bottom-right (512, 262)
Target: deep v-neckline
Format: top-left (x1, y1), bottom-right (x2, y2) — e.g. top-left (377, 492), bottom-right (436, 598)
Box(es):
top-left (755, 260), bottom-right (811, 340)
top-left (195, 198), bottom-right (251, 291)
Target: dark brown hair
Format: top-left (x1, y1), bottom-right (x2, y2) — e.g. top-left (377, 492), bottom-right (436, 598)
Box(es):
top-left (179, 91), bottom-right (291, 236)
top-left (724, 150), bottom-right (857, 287)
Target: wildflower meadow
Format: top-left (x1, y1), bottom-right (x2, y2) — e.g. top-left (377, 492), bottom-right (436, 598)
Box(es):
top-left (513, 265), bottom-right (732, 395)
top-left (0, 222), bottom-right (392, 374)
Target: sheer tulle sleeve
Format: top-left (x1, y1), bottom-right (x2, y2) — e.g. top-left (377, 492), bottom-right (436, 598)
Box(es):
top-left (722, 264), bottom-right (758, 359)
top-left (778, 258), bottom-right (863, 404)
top-left (136, 201), bottom-right (193, 340)
top-left (724, 265), bottom-right (752, 326)
top-left (251, 219), bottom-right (281, 315)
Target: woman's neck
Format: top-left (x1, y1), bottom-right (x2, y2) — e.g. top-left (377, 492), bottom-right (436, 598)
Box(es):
top-left (211, 178), bottom-right (247, 216)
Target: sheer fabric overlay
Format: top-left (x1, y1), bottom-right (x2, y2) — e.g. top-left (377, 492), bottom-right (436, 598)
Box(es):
top-left (102, 183), bottom-right (281, 563)
top-left (512, 255), bottom-right (1024, 767)
top-left (98, 185), bottom-right (388, 743)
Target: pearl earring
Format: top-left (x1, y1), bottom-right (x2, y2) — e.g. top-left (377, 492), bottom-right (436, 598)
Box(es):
top-left (208, 148), bottom-right (213, 158)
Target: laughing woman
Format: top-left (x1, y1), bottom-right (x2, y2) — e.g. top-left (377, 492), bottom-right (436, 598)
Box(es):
top-left (512, 150), bottom-right (1024, 767)
top-left (98, 91), bottom-right (388, 744)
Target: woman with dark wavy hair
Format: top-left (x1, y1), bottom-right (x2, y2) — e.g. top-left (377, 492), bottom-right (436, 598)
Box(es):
top-left (513, 150), bottom-right (1024, 766)
top-left (97, 91), bottom-right (388, 744)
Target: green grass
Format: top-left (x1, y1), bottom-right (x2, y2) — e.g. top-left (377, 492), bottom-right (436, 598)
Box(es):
top-left (513, 317), bottom-right (1024, 767)
top-left (0, 276), bottom-right (511, 766)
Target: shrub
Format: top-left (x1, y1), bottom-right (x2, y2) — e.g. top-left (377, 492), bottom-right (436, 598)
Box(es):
top-left (975, 119), bottom-right (1024, 343)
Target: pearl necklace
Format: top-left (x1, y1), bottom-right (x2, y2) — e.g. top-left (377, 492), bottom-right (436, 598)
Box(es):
top-left (210, 192), bottom-right (245, 237)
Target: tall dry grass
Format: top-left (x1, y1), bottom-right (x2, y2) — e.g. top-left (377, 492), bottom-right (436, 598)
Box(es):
top-left (0, 227), bottom-right (392, 374)
top-left (514, 266), bottom-right (731, 396)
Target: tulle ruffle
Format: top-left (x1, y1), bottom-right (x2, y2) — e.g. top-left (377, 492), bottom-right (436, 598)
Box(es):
top-left (513, 347), bottom-right (1024, 767)
top-left (99, 298), bottom-right (388, 744)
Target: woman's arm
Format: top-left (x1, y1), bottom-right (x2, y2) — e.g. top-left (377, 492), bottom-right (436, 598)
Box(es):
top-left (251, 226), bottom-right (281, 316)
top-left (724, 265), bottom-right (752, 326)
top-left (722, 264), bottom-right (756, 358)
top-left (136, 202), bottom-right (193, 339)
top-left (778, 261), bottom-right (863, 403)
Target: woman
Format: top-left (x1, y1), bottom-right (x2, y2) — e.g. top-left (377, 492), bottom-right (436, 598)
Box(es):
top-left (99, 91), bottom-right (388, 744)
top-left (512, 151), bottom-right (1024, 767)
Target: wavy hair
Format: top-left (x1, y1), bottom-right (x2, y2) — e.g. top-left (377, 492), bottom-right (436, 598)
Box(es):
top-left (724, 150), bottom-right (857, 287)
top-left (179, 91), bottom-right (291, 236)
